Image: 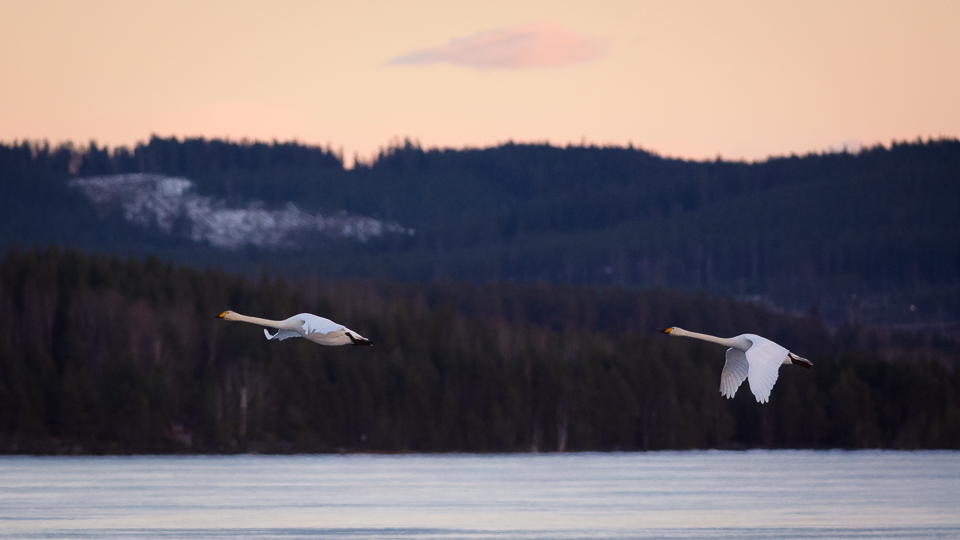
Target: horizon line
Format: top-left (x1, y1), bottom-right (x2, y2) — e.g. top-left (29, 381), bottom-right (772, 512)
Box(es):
top-left (2, 134), bottom-right (956, 170)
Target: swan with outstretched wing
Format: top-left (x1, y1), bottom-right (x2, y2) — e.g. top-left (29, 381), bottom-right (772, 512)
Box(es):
top-left (661, 327), bottom-right (811, 403)
top-left (217, 310), bottom-right (372, 346)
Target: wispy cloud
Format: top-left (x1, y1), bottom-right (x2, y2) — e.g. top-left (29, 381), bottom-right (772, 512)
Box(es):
top-left (387, 21), bottom-right (607, 69)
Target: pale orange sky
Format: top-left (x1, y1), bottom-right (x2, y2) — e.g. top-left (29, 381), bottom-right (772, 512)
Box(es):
top-left (1, 0), bottom-right (958, 164)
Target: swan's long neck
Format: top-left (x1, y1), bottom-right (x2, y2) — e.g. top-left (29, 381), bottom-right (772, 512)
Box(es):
top-left (226, 312), bottom-right (289, 330)
top-left (672, 328), bottom-right (739, 348)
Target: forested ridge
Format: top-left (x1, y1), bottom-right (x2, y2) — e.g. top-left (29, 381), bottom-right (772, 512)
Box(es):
top-left (1, 137), bottom-right (959, 324)
top-left (2, 247), bottom-right (958, 454)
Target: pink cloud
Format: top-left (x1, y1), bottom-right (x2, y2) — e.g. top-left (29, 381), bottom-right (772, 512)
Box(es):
top-left (388, 21), bottom-right (607, 69)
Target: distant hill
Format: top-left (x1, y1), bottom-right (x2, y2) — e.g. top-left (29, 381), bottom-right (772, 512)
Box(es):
top-left (2, 136), bottom-right (958, 325)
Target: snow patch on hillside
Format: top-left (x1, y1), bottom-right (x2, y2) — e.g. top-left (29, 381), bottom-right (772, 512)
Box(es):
top-left (70, 174), bottom-right (413, 249)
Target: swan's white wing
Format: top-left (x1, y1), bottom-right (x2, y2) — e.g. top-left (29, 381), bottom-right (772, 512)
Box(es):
top-left (744, 335), bottom-right (789, 403)
top-left (297, 313), bottom-right (345, 335)
top-left (264, 328), bottom-right (301, 341)
top-left (294, 313), bottom-right (370, 346)
top-left (720, 348), bottom-right (749, 399)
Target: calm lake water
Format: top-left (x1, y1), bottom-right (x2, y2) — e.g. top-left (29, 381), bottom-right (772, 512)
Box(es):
top-left (0, 451), bottom-right (958, 539)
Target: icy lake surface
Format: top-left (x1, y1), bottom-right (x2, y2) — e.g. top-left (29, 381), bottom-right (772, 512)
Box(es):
top-left (1, 451), bottom-right (958, 539)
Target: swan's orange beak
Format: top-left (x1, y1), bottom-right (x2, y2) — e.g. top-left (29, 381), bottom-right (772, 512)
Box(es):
top-left (217, 311), bottom-right (227, 319)
top-left (661, 327), bottom-right (674, 334)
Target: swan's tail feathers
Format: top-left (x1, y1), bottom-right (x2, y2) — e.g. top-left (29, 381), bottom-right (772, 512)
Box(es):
top-left (347, 332), bottom-right (373, 346)
top-left (788, 352), bottom-right (813, 369)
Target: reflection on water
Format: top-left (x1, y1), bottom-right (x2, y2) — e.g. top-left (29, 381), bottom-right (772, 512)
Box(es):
top-left (0, 451), bottom-right (957, 539)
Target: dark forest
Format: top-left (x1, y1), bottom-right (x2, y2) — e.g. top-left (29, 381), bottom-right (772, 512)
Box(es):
top-left (1, 248), bottom-right (957, 454)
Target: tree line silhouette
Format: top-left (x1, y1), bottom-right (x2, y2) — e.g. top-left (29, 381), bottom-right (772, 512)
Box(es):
top-left (1, 247), bottom-right (957, 454)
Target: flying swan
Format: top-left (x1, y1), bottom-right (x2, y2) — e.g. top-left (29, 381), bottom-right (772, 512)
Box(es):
top-left (217, 310), bottom-right (372, 346)
top-left (661, 327), bottom-right (811, 403)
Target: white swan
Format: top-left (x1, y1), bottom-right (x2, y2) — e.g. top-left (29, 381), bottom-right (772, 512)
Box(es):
top-left (218, 310), bottom-right (372, 346)
top-left (661, 327), bottom-right (811, 403)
